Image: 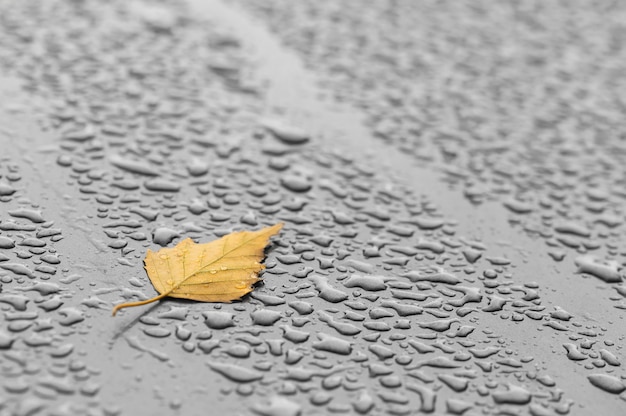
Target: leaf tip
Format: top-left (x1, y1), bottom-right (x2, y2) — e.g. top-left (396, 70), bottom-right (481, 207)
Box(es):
top-left (269, 222), bottom-right (284, 235)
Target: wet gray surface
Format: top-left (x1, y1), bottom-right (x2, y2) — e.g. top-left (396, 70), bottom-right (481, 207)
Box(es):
top-left (0, 0), bottom-right (625, 415)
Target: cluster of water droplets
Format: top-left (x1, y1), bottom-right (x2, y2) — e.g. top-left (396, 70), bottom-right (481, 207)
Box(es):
top-left (237, 0), bottom-right (626, 309)
top-left (0, 0), bottom-right (623, 415)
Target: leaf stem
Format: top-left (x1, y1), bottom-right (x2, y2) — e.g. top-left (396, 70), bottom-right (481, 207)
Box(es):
top-left (111, 292), bottom-right (169, 316)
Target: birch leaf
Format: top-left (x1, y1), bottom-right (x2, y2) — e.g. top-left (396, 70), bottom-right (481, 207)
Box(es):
top-left (112, 223), bottom-right (283, 316)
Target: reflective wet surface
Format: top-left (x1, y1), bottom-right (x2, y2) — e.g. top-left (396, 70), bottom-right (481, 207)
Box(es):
top-left (0, 1), bottom-right (625, 415)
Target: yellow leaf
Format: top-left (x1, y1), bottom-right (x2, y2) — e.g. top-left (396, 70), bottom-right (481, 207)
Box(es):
top-left (112, 223), bottom-right (283, 316)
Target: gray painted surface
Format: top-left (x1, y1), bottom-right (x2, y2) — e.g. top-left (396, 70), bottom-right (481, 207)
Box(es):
top-left (0, 1), bottom-right (624, 415)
